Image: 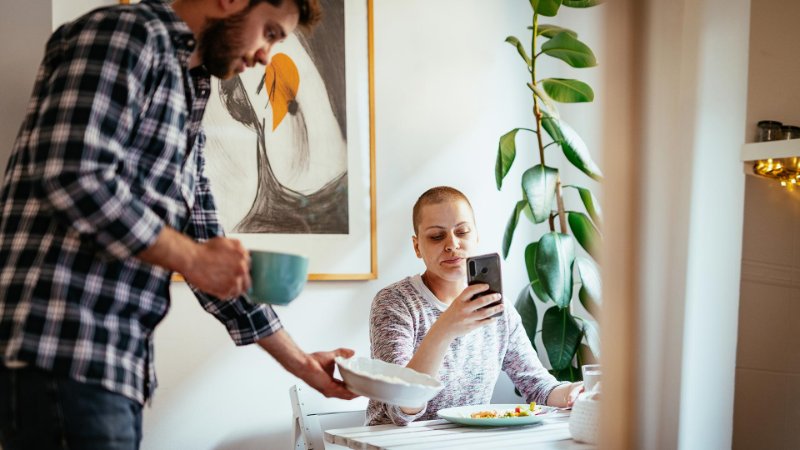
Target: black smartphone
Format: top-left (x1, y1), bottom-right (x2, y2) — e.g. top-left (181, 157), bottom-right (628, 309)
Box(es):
top-left (466, 253), bottom-right (503, 318)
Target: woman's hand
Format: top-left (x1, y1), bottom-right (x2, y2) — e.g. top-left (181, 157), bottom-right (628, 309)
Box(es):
top-left (547, 382), bottom-right (585, 408)
top-left (432, 283), bottom-right (504, 340)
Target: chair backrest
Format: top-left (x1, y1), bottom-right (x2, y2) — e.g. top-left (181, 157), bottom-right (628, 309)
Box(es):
top-left (290, 384), bottom-right (368, 450)
top-left (490, 371), bottom-right (526, 404)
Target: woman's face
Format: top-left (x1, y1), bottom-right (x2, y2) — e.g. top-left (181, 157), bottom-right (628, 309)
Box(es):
top-left (412, 199), bottom-right (478, 283)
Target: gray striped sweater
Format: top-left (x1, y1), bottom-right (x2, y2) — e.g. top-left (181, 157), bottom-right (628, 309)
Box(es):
top-left (366, 275), bottom-right (565, 425)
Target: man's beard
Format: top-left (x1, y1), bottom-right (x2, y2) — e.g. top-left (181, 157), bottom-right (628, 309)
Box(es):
top-left (198, 10), bottom-right (249, 79)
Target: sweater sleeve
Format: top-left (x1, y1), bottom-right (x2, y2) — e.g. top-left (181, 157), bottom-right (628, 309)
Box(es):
top-left (369, 287), bottom-right (428, 425)
top-left (501, 304), bottom-right (568, 405)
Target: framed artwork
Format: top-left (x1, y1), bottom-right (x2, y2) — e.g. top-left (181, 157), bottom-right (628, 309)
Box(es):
top-left (120, 0), bottom-right (377, 280)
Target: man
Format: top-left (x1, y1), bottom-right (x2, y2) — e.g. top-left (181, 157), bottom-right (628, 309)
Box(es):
top-left (0, 0), bottom-right (355, 448)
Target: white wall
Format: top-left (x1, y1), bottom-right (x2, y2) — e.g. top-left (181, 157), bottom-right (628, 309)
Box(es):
top-left (733, 0), bottom-right (800, 448)
top-left (636, 0), bottom-right (750, 449)
top-left (0, 1), bottom-right (53, 181)
top-left (0, 2), bottom-right (606, 449)
top-left (147, 2), bottom-right (606, 449)
top-left (677, 0), bottom-right (749, 448)
top-left (52, 0), bottom-right (117, 29)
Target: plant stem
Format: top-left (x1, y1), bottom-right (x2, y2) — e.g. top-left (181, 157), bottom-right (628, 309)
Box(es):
top-left (556, 180), bottom-right (567, 234)
top-left (530, 13), bottom-right (554, 234)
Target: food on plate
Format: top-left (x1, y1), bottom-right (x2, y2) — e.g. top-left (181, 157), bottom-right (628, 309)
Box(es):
top-left (469, 402), bottom-right (543, 419)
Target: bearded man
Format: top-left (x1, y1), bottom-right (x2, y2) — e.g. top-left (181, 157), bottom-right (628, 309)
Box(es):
top-left (0, 1), bottom-right (355, 448)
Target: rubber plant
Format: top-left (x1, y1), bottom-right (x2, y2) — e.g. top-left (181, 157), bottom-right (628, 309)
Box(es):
top-left (496, 0), bottom-right (602, 382)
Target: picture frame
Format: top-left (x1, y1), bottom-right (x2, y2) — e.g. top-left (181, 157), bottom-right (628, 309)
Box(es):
top-left (120, 0), bottom-right (377, 281)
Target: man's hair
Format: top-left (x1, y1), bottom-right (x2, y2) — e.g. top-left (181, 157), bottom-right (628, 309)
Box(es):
top-left (412, 186), bottom-right (475, 235)
top-left (250, 0), bottom-right (322, 31)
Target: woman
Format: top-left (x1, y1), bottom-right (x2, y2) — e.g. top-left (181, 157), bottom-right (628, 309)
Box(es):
top-left (367, 186), bottom-right (583, 425)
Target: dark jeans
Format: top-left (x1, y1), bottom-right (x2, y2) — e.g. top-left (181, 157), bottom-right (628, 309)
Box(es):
top-left (0, 366), bottom-right (142, 450)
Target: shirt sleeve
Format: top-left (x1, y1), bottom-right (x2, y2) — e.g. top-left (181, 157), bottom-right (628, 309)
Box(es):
top-left (185, 136), bottom-right (283, 344)
top-left (369, 288), bottom-right (428, 425)
top-left (38, 13), bottom-right (164, 260)
top-left (502, 304), bottom-right (567, 405)
top-left (191, 288), bottom-right (283, 345)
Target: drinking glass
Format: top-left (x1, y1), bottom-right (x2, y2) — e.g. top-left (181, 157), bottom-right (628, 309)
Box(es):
top-left (582, 364), bottom-right (601, 392)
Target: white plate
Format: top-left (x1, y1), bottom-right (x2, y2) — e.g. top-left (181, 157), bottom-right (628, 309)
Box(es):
top-left (437, 403), bottom-right (555, 427)
top-left (335, 357), bottom-right (442, 408)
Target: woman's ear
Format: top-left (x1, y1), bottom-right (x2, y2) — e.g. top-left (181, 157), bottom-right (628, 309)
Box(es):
top-left (412, 236), bottom-right (422, 258)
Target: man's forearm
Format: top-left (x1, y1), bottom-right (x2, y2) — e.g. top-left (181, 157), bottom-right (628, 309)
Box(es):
top-left (137, 225), bottom-right (198, 274)
top-left (257, 329), bottom-right (309, 374)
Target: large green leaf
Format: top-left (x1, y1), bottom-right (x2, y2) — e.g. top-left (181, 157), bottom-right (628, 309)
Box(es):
top-left (582, 318), bottom-right (601, 359)
top-left (505, 36), bottom-right (532, 67)
top-left (514, 285), bottom-right (539, 355)
top-left (542, 306), bottom-right (583, 371)
top-left (524, 242), bottom-right (552, 303)
top-left (550, 365), bottom-right (581, 382)
top-left (568, 212), bottom-right (601, 258)
top-left (562, 0), bottom-right (601, 7)
top-left (566, 185), bottom-right (603, 228)
top-left (522, 165), bottom-right (558, 224)
top-left (541, 115), bottom-right (603, 180)
top-left (541, 32), bottom-right (598, 68)
top-left (530, 0), bottom-right (562, 16)
top-left (536, 24), bottom-right (578, 38)
top-left (496, 129), bottom-right (519, 189)
top-left (576, 256), bottom-right (601, 316)
top-left (535, 232), bottom-right (575, 308)
top-left (502, 200), bottom-right (527, 258)
top-left (521, 200), bottom-right (535, 223)
top-left (541, 78), bottom-right (594, 103)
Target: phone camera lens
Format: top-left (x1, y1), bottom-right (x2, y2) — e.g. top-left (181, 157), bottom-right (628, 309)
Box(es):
top-left (481, 267), bottom-right (488, 274)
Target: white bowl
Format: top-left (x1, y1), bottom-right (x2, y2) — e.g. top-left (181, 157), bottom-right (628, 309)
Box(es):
top-left (335, 356), bottom-right (443, 408)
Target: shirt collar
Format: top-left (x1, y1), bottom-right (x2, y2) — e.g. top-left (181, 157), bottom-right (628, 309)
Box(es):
top-left (141, 0), bottom-right (197, 63)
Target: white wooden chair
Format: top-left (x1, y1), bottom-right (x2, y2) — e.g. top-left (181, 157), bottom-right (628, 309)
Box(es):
top-left (289, 384), bottom-right (368, 450)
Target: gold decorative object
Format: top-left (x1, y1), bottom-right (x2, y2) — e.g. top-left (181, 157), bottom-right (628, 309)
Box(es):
top-left (752, 157), bottom-right (800, 189)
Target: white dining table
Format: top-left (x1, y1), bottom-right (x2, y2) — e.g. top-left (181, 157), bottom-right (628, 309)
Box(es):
top-left (324, 413), bottom-right (595, 450)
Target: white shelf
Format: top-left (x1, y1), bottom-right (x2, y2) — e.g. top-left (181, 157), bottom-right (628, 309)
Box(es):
top-left (741, 140), bottom-right (800, 178)
top-left (740, 139), bottom-right (800, 161)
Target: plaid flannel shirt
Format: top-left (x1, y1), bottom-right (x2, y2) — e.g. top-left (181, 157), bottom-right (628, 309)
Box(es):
top-left (0, 0), bottom-right (282, 404)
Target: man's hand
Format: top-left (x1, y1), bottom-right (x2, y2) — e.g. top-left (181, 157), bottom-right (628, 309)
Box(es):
top-left (299, 349), bottom-right (359, 400)
top-left (182, 237), bottom-right (251, 299)
top-left (258, 330), bottom-right (358, 400)
top-left (137, 227), bottom-right (251, 299)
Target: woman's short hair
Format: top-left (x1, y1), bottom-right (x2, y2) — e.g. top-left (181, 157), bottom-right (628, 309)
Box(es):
top-left (412, 186), bottom-right (474, 234)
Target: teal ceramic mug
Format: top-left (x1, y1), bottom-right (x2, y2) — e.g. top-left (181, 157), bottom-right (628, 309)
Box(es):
top-left (247, 250), bottom-right (309, 305)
